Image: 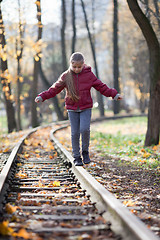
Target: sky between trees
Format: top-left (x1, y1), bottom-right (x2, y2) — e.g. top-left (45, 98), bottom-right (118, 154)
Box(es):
top-left (1, 0), bottom-right (61, 25)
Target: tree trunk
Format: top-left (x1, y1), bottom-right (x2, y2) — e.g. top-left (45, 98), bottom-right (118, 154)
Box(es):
top-left (39, 60), bottom-right (66, 121)
top-left (61, 0), bottom-right (67, 71)
top-left (0, 1), bottom-right (16, 132)
top-left (31, 0), bottom-right (42, 128)
top-left (71, 0), bottom-right (76, 53)
top-left (16, 57), bottom-right (22, 131)
top-left (16, 0), bottom-right (25, 131)
top-left (31, 60), bottom-right (39, 127)
top-left (113, 0), bottom-right (120, 114)
top-left (127, 0), bottom-right (160, 146)
top-left (80, 0), bottom-right (104, 116)
top-left (91, 0), bottom-right (95, 45)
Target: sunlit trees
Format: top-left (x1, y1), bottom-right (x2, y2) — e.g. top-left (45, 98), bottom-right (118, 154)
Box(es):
top-left (0, 0), bottom-right (16, 132)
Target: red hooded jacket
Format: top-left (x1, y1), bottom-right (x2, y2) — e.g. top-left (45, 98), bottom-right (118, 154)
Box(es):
top-left (38, 65), bottom-right (118, 111)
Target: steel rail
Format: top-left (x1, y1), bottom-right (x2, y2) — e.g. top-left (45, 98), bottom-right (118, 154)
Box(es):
top-left (50, 127), bottom-right (159, 240)
top-left (0, 128), bottom-right (38, 211)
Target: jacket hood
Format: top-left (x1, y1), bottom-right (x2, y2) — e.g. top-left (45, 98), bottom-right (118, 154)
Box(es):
top-left (82, 64), bottom-right (91, 73)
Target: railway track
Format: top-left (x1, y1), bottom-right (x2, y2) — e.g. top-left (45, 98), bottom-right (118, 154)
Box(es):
top-left (0, 124), bottom-right (159, 240)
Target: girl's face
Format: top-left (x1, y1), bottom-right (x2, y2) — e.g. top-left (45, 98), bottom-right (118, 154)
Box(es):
top-left (70, 61), bottom-right (84, 74)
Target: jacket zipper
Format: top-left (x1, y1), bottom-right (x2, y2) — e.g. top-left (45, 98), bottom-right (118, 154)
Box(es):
top-left (76, 73), bottom-right (80, 110)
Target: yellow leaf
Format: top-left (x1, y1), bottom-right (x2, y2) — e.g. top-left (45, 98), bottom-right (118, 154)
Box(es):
top-left (24, 93), bottom-right (29, 98)
top-left (35, 1), bottom-right (40, 6)
top-left (53, 181), bottom-right (60, 187)
top-left (47, 141), bottom-right (55, 150)
top-left (16, 50), bottom-right (21, 56)
top-left (20, 95), bottom-right (24, 100)
top-left (24, 153), bottom-right (30, 158)
top-left (48, 181), bottom-right (60, 187)
top-left (15, 170), bottom-right (28, 179)
top-left (130, 209), bottom-right (137, 214)
top-left (34, 55), bottom-right (39, 61)
top-left (2, 54), bottom-right (7, 61)
top-left (141, 148), bottom-right (146, 153)
top-left (0, 221), bottom-right (14, 236)
top-left (24, 139), bottom-right (29, 145)
top-left (35, 149), bottom-right (40, 153)
top-left (152, 145), bottom-right (157, 151)
top-left (38, 180), bottom-right (44, 187)
top-left (19, 76), bottom-right (23, 82)
top-left (143, 152), bottom-right (151, 158)
top-left (5, 203), bottom-right (18, 214)
top-left (2, 86), bottom-right (9, 92)
top-left (3, 147), bottom-right (10, 152)
top-left (17, 163), bottom-right (22, 167)
top-left (123, 199), bottom-right (137, 207)
top-left (12, 228), bottom-right (31, 239)
top-left (81, 200), bottom-right (90, 206)
top-left (139, 159), bottom-right (146, 163)
top-left (38, 53), bottom-right (43, 58)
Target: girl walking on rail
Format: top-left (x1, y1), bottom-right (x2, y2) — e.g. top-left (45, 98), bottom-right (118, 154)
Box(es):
top-left (35, 52), bottom-right (122, 166)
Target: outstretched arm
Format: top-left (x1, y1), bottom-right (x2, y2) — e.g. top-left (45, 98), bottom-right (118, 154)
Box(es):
top-left (35, 75), bottom-right (66, 103)
top-left (91, 73), bottom-right (123, 100)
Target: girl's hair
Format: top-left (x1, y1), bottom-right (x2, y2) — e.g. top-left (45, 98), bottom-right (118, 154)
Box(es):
top-left (70, 52), bottom-right (84, 63)
top-left (65, 52), bottom-right (84, 102)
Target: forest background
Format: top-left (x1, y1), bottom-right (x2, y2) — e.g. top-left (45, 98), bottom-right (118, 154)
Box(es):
top-left (0, 0), bottom-right (160, 146)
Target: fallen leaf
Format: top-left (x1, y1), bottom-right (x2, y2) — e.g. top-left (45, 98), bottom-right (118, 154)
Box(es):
top-left (0, 221), bottom-right (14, 235)
top-left (123, 199), bottom-right (137, 207)
top-left (12, 228), bottom-right (31, 239)
top-left (35, 149), bottom-right (40, 153)
top-left (152, 146), bottom-right (157, 151)
top-left (5, 203), bottom-right (18, 214)
top-left (15, 170), bottom-right (28, 179)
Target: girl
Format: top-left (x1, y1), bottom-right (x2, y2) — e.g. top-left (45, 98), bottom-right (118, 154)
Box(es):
top-left (35, 52), bottom-right (122, 166)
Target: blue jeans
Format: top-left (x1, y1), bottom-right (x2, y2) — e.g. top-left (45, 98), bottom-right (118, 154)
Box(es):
top-left (68, 109), bottom-right (92, 158)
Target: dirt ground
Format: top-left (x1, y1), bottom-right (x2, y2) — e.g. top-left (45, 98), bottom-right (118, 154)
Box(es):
top-left (55, 124), bottom-right (160, 237)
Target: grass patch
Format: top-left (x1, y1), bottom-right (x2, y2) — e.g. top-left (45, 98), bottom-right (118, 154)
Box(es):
top-left (91, 117), bottom-right (160, 169)
top-left (0, 115), bottom-right (7, 135)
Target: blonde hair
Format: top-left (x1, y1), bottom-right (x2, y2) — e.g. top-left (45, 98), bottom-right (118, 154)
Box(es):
top-left (65, 52), bottom-right (84, 102)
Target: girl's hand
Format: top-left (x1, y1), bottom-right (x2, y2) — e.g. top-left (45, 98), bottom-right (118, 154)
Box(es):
top-left (117, 95), bottom-right (123, 100)
top-left (35, 96), bottom-right (43, 103)
top-left (114, 94), bottom-right (123, 101)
